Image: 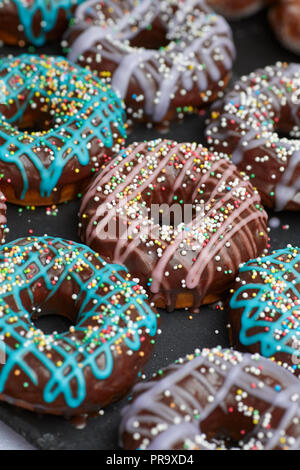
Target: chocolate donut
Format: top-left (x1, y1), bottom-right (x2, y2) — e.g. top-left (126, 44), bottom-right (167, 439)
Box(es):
top-left (79, 139), bottom-right (268, 312)
top-left (66, 0), bottom-right (235, 126)
top-left (207, 0), bottom-right (271, 19)
top-left (120, 347), bottom-right (300, 450)
top-left (269, 0), bottom-right (300, 55)
top-left (0, 191), bottom-right (7, 245)
top-left (0, 0), bottom-right (86, 46)
top-left (206, 62), bottom-right (300, 211)
top-left (229, 246), bottom-right (300, 377)
top-left (0, 236), bottom-right (158, 416)
top-left (0, 54), bottom-right (126, 206)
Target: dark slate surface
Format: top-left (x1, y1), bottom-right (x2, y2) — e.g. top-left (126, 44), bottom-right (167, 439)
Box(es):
top-left (0, 8), bottom-right (299, 450)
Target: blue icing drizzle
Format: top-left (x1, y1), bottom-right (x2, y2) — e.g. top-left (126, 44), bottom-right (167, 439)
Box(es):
top-left (9, 0), bottom-right (86, 46)
top-left (229, 247), bottom-right (300, 360)
top-left (0, 54), bottom-right (126, 200)
top-left (0, 236), bottom-right (157, 409)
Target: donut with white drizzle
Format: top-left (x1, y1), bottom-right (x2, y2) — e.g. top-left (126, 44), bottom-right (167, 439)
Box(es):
top-left (79, 139), bottom-right (268, 312)
top-left (120, 347), bottom-right (300, 450)
top-left (206, 62), bottom-right (300, 211)
top-left (66, 0), bottom-right (235, 126)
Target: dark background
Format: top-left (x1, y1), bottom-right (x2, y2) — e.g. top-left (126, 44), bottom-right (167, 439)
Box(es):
top-left (0, 7), bottom-right (299, 450)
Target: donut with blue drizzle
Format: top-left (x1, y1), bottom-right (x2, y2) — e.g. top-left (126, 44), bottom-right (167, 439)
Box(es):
top-left (0, 54), bottom-right (126, 206)
top-left (229, 246), bottom-right (300, 377)
top-left (0, 236), bottom-right (158, 415)
top-left (0, 0), bottom-right (86, 46)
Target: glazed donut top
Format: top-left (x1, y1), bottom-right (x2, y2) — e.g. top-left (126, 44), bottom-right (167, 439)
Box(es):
top-left (120, 347), bottom-right (300, 450)
top-left (67, 0), bottom-right (235, 123)
top-left (206, 62), bottom-right (300, 211)
top-left (80, 138), bottom-right (268, 311)
top-left (229, 246), bottom-right (300, 374)
top-left (0, 54), bottom-right (126, 202)
top-left (0, 236), bottom-right (158, 414)
top-left (0, 0), bottom-right (86, 46)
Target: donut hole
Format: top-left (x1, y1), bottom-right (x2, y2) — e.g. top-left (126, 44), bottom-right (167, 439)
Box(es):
top-left (200, 387), bottom-right (287, 449)
top-left (275, 125), bottom-right (300, 141)
top-left (274, 112), bottom-right (300, 139)
top-left (79, 0), bottom-right (170, 51)
top-left (0, 101), bottom-right (52, 134)
top-left (0, 100), bottom-right (72, 135)
top-left (17, 268), bottom-right (83, 334)
top-left (129, 18), bottom-right (169, 50)
top-left (28, 290), bottom-right (78, 334)
top-left (277, 130), bottom-right (293, 140)
top-left (32, 312), bottom-right (74, 335)
top-left (15, 110), bottom-right (55, 134)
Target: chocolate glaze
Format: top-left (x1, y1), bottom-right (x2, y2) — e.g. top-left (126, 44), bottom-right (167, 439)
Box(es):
top-left (120, 347), bottom-right (300, 450)
top-left (79, 139), bottom-right (268, 311)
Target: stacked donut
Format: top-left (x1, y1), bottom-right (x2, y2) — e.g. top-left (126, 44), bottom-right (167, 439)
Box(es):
top-left (0, 0), bottom-right (300, 453)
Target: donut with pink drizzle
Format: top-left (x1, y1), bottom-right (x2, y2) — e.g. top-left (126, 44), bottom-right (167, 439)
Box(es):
top-left (66, 0), bottom-right (235, 126)
top-left (120, 347), bottom-right (300, 450)
top-left (79, 139), bottom-right (268, 312)
top-left (206, 62), bottom-right (300, 211)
